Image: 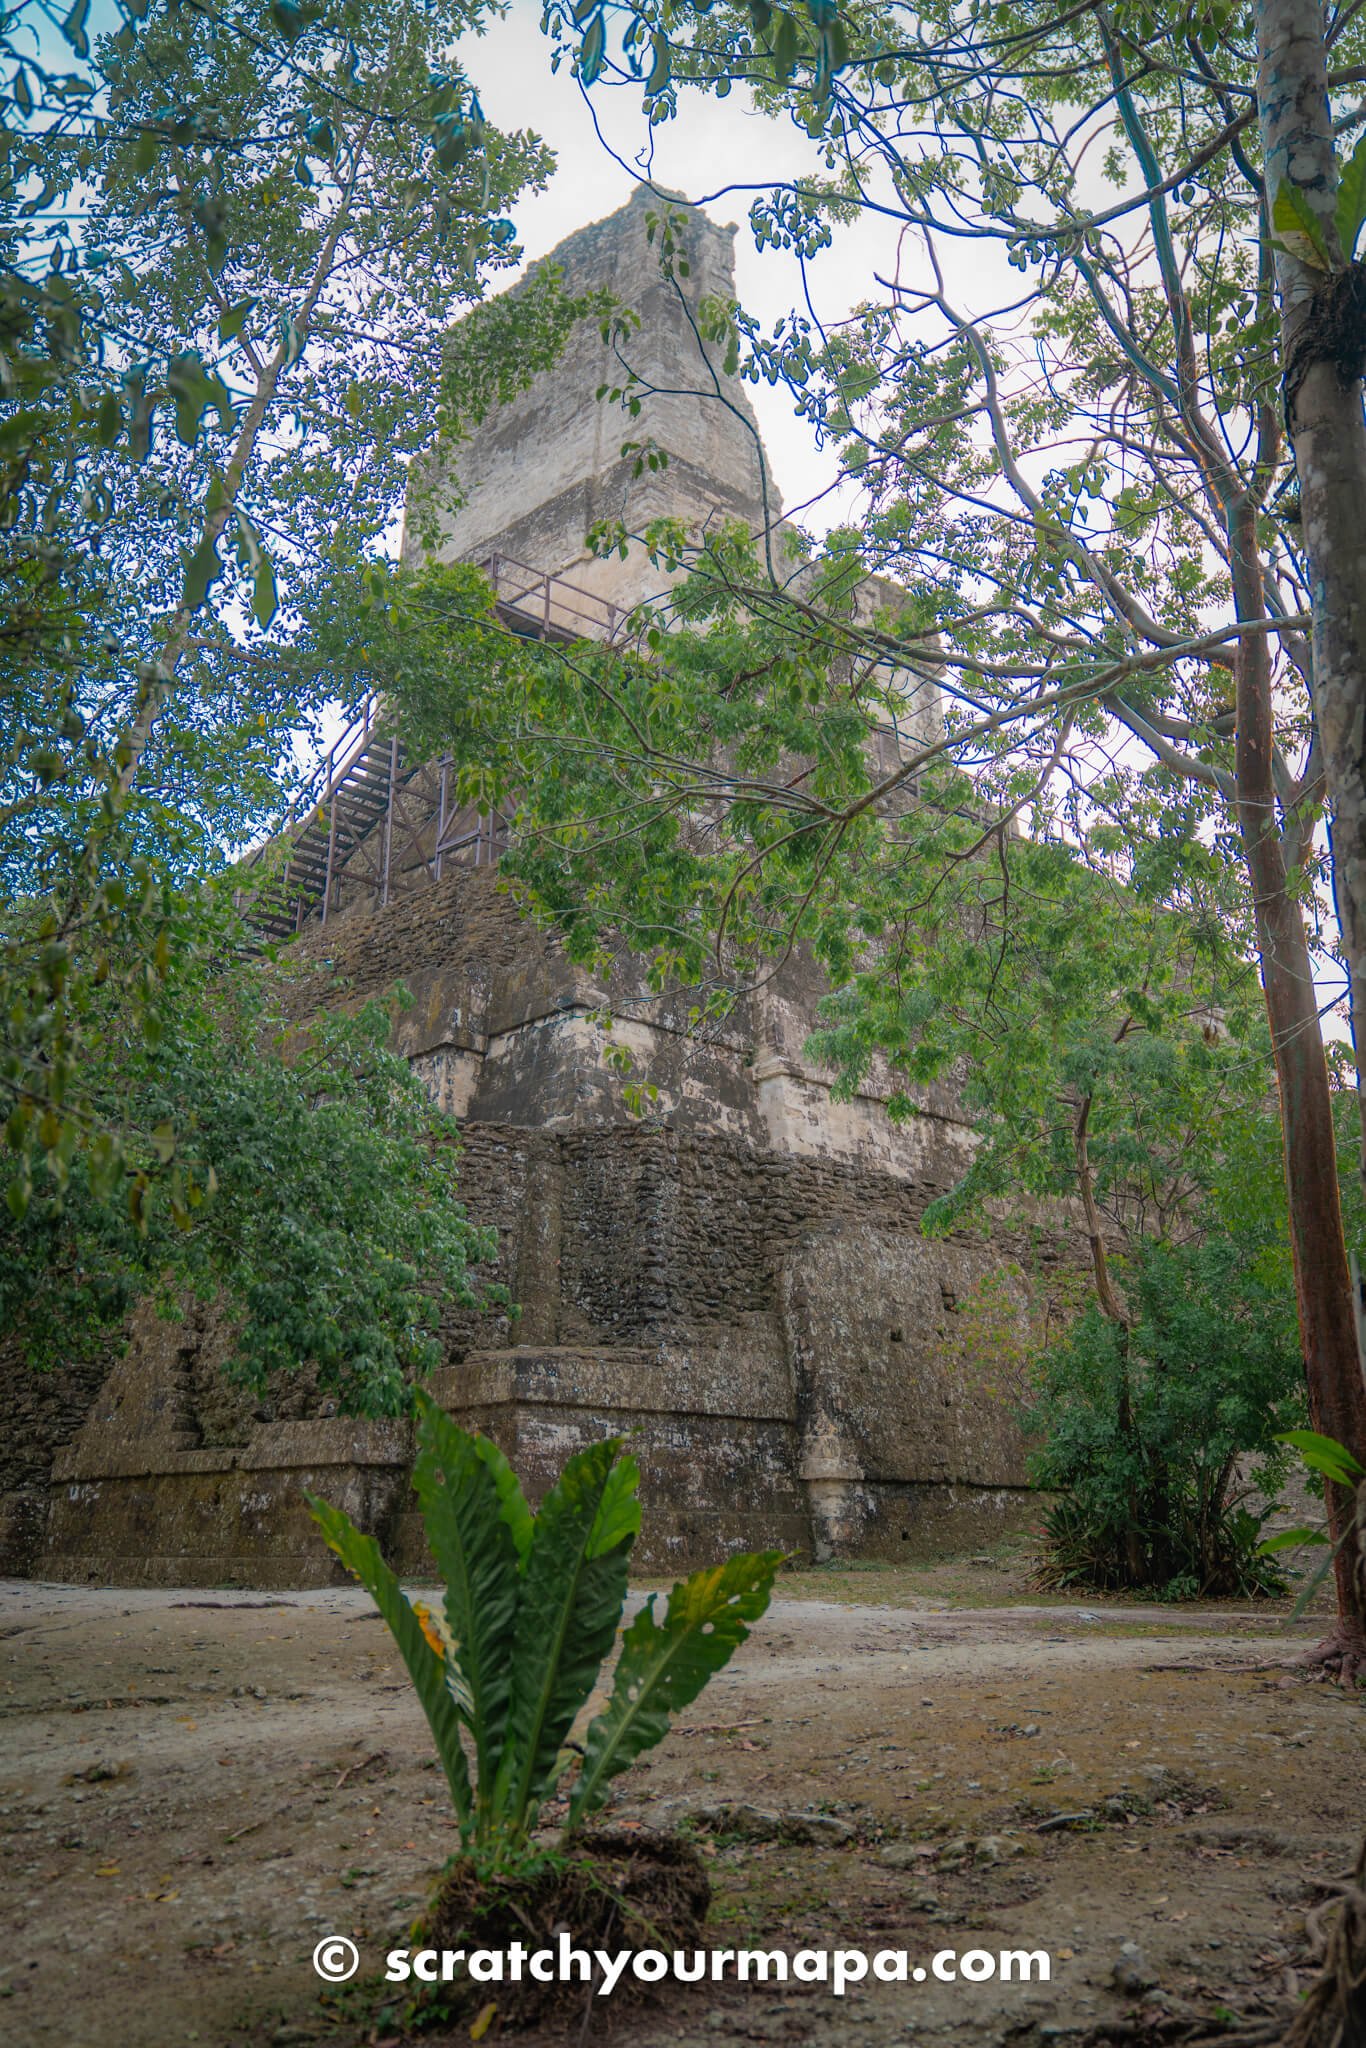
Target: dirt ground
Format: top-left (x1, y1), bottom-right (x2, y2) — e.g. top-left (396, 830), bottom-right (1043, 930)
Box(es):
top-left (3, 1550), bottom-right (1363, 2048)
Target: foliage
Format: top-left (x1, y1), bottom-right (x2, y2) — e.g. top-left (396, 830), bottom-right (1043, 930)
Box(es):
top-left (1260, 1430), bottom-right (1366, 1621)
top-left (1, 878), bottom-right (501, 1412)
top-left (1025, 1231), bottom-right (1305, 1598)
top-left (2, 0), bottom-right (618, 1397)
top-left (309, 1393), bottom-right (782, 1866)
top-left (332, 539), bottom-right (1279, 1284)
top-left (1, 0), bottom-right (588, 1221)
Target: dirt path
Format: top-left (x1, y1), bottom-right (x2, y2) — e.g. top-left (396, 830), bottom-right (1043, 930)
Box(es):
top-left (2, 1563), bottom-right (1362, 2048)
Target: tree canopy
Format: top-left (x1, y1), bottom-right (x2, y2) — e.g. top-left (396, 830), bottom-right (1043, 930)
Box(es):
top-left (1, 0), bottom-right (591, 1394)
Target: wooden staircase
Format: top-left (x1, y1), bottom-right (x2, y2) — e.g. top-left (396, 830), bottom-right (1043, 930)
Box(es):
top-left (242, 555), bottom-right (621, 938)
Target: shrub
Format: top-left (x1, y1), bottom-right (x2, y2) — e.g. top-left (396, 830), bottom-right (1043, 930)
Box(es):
top-left (307, 1390), bottom-right (782, 1869)
top-left (1024, 1233), bottom-right (1304, 1597)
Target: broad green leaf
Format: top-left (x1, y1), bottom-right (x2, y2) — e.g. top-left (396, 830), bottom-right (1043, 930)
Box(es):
top-left (646, 32), bottom-right (670, 95)
top-left (233, 507), bottom-right (266, 575)
top-left (587, 1449), bottom-right (642, 1557)
top-left (95, 392), bottom-right (122, 448)
top-left (307, 1494), bottom-right (473, 1828)
top-left (581, 10), bottom-right (606, 86)
top-left (568, 1549), bottom-right (783, 1827)
top-left (181, 530), bottom-right (222, 612)
top-left (1276, 1428), bottom-right (1365, 1482)
top-left (1335, 133), bottom-right (1366, 261)
top-left (409, 1391), bottom-right (524, 1796)
top-left (772, 10), bottom-right (800, 84)
top-left (269, 0), bottom-right (310, 44)
top-left (1272, 181), bottom-right (1332, 271)
top-left (167, 353), bottom-right (233, 445)
top-left (252, 557), bottom-right (278, 630)
top-left (814, 19), bottom-right (847, 101)
top-left (218, 297), bottom-right (257, 343)
top-left (494, 1439), bottom-right (636, 1830)
top-left (469, 1422), bottom-right (535, 1561)
top-left (1257, 1526), bottom-right (1327, 1554)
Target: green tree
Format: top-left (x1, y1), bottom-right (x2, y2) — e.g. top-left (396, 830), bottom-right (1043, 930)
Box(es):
top-left (2, 1), bottom-right (596, 1396)
top-left (2, 0), bottom-right (582, 1211)
top-left (1, 893), bottom-right (502, 1414)
top-left (504, 0), bottom-right (1366, 1674)
top-left (1026, 1230), bottom-right (1304, 1598)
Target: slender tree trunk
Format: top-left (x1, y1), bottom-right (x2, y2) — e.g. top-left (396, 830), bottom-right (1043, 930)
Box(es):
top-left (1230, 493), bottom-right (1366, 1672)
top-left (1074, 1094), bottom-right (1145, 1582)
top-left (1257, 0), bottom-right (1366, 1211)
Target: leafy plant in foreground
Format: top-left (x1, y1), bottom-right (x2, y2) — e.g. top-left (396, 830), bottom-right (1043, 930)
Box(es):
top-left (308, 1391), bottom-right (781, 1867)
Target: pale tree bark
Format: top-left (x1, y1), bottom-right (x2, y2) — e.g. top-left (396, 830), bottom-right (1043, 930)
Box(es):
top-left (1256, 0), bottom-right (1366, 1675)
top-left (1257, 1), bottom-right (1366, 1188)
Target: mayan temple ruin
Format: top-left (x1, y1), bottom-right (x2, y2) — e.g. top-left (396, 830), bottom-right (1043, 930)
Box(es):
top-left (5, 188), bottom-right (1065, 1588)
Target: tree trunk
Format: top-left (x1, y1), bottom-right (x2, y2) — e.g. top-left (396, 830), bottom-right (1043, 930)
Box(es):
top-left (1073, 1094), bottom-right (1145, 1582)
top-left (1230, 489), bottom-right (1366, 1671)
top-left (1256, 0), bottom-right (1366, 1215)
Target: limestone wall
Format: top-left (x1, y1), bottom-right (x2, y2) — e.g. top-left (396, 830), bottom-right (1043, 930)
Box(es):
top-left (19, 868), bottom-right (1070, 1585)
top-left (406, 183), bottom-right (776, 619)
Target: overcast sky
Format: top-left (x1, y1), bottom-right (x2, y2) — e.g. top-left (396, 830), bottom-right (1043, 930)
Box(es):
top-left (451, 0), bottom-right (922, 530)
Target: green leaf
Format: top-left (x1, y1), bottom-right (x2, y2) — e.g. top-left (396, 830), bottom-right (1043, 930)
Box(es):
top-left (95, 392), bottom-right (122, 448)
top-left (1288, 1544), bottom-right (1339, 1622)
top-left (181, 530), bottom-right (222, 612)
top-left (280, 312), bottom-right (305, 368)
top-left (217, 297), bottom-right (257, 343)
top-left (1272, 180), bottom-right (1332, 272)
top-left (307, 1493), bottom-right (473, 1829)
top-left (409, 1390), bottom-right (525, 1796)
top-left (1257, 1526), bottom-right (1327, 1554)
top-left (1276, 1428), bottom-right (1366, 1482)
top-left (586, 1450), bottom-right (643, 1559)
top-left (166, 353), bottom-right (233, 445)
top-left (252, 556), bottom-right (278, 630)
top-left (269, 0), bottom-right (310, 45)
top-left (581, 10), bottom-right (606, 86)
top-left (1335, 132), bottom-right (1366, 261)
top-left (772, 10), bottom-right (800, 84)
top-left (494, 1439), bottom-right (637, 1831)
top-left (646, 31), bottom-right (670, 96)
top-left (568, 1549), bottom-right (783, 1827)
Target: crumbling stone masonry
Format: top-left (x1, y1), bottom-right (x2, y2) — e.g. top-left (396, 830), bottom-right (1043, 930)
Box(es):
top-left (6, 190), bottom-right (1070, 1586)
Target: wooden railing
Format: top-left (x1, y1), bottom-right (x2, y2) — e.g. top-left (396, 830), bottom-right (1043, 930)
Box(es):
top-left (241, 557), bottom-right (620, 937)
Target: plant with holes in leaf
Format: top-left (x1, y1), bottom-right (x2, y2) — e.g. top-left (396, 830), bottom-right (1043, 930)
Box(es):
top-left (307, 1390), bottom-right (781, 1869)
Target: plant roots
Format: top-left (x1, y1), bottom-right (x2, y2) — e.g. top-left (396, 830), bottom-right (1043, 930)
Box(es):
top-left (408, 1826), bottom-right (711, 2028)
top-left (1295, 1621), bottom-right (1366, 1689)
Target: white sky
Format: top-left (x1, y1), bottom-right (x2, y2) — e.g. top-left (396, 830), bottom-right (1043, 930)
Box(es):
top-left (452, 0), bottom-right (920, 528)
